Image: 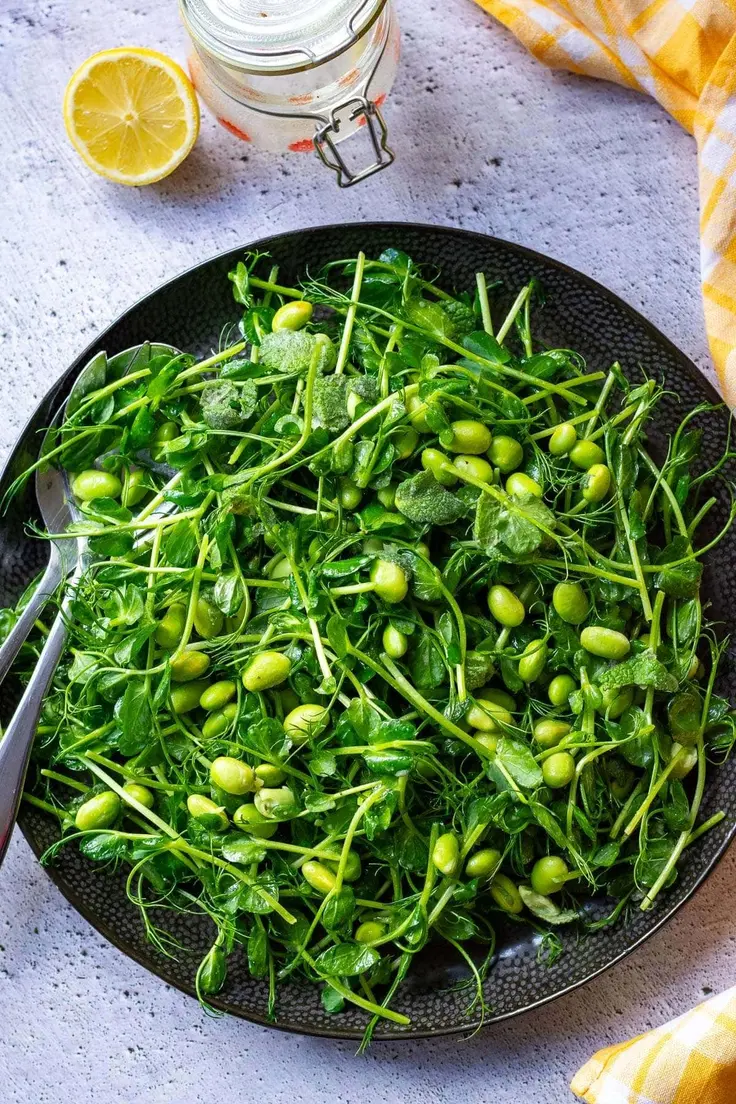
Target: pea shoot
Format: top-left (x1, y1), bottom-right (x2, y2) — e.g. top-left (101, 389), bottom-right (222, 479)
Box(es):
top-left (5, 246), bottom-right (736, 1046)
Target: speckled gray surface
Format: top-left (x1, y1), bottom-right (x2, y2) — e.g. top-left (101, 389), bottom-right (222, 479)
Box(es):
top-left (0, 0), bottom-right (732, 1101)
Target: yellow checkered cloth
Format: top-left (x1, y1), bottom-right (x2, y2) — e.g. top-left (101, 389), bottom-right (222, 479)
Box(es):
top-left (472, 0), bottom-right (736, 405)
top-left (569, 987), bottom-right (736, 1103)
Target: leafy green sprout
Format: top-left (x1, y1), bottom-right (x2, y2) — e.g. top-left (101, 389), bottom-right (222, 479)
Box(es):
top-left (4, 245), bottom-right (736, 1045)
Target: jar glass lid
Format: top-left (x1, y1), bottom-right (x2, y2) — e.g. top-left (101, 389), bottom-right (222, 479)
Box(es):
top-left (180, 0), bottom-right (387, 73)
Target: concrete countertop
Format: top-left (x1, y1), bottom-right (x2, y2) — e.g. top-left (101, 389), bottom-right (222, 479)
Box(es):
top-left (1, 1), bottom-right (732, 1101)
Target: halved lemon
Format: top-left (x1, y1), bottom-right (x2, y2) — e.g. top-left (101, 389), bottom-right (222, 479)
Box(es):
top-left (63, 47), bottom-right (200, 185)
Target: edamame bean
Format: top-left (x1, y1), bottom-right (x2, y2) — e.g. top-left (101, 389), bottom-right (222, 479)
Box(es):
top-left (355, 921), bottom-right (384, 944)
top-left (329, 850), bottom-right (361, 882)
top-left (669, 742), bottom-right (698, 780)
top-left (200, 681), bottom-right (237, 712)
top-left (72, 469), bottom-right (122, 502)
top-left (302, 860), bottom-right (337, 895)
top-left (233, 802), bottom-right (278, 838)
top-left (193, 595), bottom-right (224, 640)
top-left (202, 703), bottom-right (238, 739)
top-left (225, 598), bottom-right (249, 635)
top-left (447, 420), bottom-right (492, 455)
top-left (363, 538), bottom-right (384, 554)
top-left (506, 472), bottom-right (543, 498)
top-left (255, 762), bottom-right (286, 786)
top-left (477, 687), bottom-right (517, 711)
top-left (552, 582), bottom-right (590, 625)
top-left (122, 783), bottom-right (154, 809)
top-left (542, 751), bottom-right (576, 788)
top-left (187, 794), bottom-right (228, 830)
top-left (490, 873), bottom-right (523, 914)
top-left (394, 427), bottom-right (419, 458)
top-left (580, 626), bottom-right (631, 660)
top-left (533, 718), bottom-right (571, 749)
top-left (170, 680), bottom-right (210, 713)
top-left (600, 686), bottom-right (633, 719)
top-left (271, 299), bottom-right (313, 332)
top-left (382, 624), bottom-right (408, 659)
top-left (155, 602), bottom-right (187, 649)
top-left (467, 701), bottom-right (513, 732)
top-left (284, 703), bottom-right (329, 743)
top-left (376, 485), bottom-right (396, 509)
top-left (254, 786), bottom-right (296, 819)
top-left (122, 469), bottom-right (148, 507)
top-left (243, 650), bottom-right (291, 691)
top-left (548, 423), bottom-right (577, 457)
top-left (370, 559), bottom-right (408, 603)
top-left (582, 463), bottom-right (611, 504)
top-left (548, 674), bottom-right (577, 708)
top-left (151, 420), bottom-right (179, 460)
top-left (339, 477), bottom-right (363, 510)
top-left (406, 394), bottom-right (432, 434)
top-left (421, 448), bottom-right (457, 486)
top-left (210, 756), bottom-right (256, 795)
top-left (489, 436), bottom-right (523, 473)
top-left (75, 791), bottom-right (121, 831)
top-left (454, 455), bottom-right (493, 483)
top-left (530, 855), bottom-right (569, 896)
top-left (171, 649), bottom-right (211, 683)
top-left (569, 439), bottom-right (605, 470)
top-left (475, 732), bottom-right (499, 754)
top-left (518, 639), bottom-right (548, 682)
top-left (432, 832), bottom-right (460, 876)
top-left (416, 541), bottom-right (430, 559)
top-left (269, 557), bottom-right (293, 581)
top-left (465, 848), bottom-right (501, 878)
top-left (488, 584), bottom-right (525, 628)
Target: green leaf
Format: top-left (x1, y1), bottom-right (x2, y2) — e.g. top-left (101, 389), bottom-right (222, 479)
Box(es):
top-left (496, 737), bottom-right (543, 789)
top-left (668, 689), bottom-right (702, 745)
top-left (663, 780), bottom-right (691, 832)
top-left (213, 572), bottom-right (244, 616)
top-left (309, 750), bottom-right (338, 777)
top-left (165, 519), bottom-right (198, 567)
top-left (247, 923), bottom-right (269, 978)
top-left (321, 986), bottom-right (345, 1014)
top-left (118, 679), bottom-right (153, 756)
top-left (363, 748), bottom-right (413, 774)
top-left (462, 330), bottom-right (512, 365)
top-left (474, 492), bottom-right (556, 559)
top-left (79, 833), bottom-right (128, 862)
top-left (197, 941), bottom-right (227, 995)
top-left (654, 537), bottom-right (703, 598)
top-left (326, 614), bottom-right (350, 659)
top-left (220, 835), bottom-right (267, 865)
top-left (323, 887), bottom-right (356, 933)
top-left (313, 942), bottom-right (380, 978)
top-left (130, 406), bottom-right (157, 450)
top-left (597, 652), bottom-right (678, 693)
top-left (518, 886), bottom-right (579, 925)
top-left (395, 471), bottom-right (465, 525)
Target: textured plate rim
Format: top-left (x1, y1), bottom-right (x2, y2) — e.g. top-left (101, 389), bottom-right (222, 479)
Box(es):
top-left (7, 220), bottom-right (731, 1040)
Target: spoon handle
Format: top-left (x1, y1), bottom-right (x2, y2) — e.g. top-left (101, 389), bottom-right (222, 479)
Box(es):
top-left (0, 565), bottom-right (79, 869)
top-left (0, 545), bottom-right (63, 686)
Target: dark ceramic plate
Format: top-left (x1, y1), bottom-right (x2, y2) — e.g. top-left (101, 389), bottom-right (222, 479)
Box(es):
top-left (3, 223), bottom-right (735, 1040)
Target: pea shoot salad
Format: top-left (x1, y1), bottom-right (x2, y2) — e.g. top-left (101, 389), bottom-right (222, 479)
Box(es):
top-left (4, 247), bottom-right (736, 1043)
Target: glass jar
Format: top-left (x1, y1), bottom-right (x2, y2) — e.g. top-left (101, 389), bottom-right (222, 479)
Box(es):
top-left (180, 0), bottom-right (400, 186)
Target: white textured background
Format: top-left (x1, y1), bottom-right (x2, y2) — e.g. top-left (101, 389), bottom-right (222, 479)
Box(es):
top-left (0, 0), bottom-right (732, 1101)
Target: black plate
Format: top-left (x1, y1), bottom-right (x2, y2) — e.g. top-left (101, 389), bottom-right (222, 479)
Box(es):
top-left (3, 223), bottom-right (734, 1040)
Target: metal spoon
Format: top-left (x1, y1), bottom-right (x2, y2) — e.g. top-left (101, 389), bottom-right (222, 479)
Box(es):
top-left (0, 342), bottom-right (179, 867)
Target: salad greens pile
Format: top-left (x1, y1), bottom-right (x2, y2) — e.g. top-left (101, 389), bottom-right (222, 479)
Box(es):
top-left (4, 247), bottom-right (736, 1043)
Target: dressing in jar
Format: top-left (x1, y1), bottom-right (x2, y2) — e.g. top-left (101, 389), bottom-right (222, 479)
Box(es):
top-left (180, 0), bottom-right (400, 185)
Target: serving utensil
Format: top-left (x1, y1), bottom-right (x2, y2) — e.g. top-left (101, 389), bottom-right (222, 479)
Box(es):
top-left (0, 343), bottom-right (179, 867)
